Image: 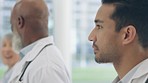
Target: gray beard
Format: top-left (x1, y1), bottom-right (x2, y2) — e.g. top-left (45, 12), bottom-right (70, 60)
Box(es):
top-left (12, 33), bottom-right (23, 54)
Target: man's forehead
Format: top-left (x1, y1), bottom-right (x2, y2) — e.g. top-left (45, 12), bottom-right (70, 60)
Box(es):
top-left (96, 4), bottom-right (115, 18)
top-left (16, 0), bottom-right (22, 3)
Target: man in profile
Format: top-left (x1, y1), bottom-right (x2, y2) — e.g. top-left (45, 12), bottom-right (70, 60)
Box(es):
top-left (9, 0), bottom-right (71, 83)
top-left (88, 0), bottom-right (148, 83)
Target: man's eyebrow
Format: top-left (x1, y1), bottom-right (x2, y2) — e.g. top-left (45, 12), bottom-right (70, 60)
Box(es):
top-left (94, 19), bottom-right (104, 24)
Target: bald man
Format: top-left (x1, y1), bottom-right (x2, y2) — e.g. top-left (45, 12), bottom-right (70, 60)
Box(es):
top-left (9, 0), bottom-right (71, 83)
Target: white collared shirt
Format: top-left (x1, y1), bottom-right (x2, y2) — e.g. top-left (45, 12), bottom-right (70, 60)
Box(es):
top-left (112, 59), bottom-right (148, 83)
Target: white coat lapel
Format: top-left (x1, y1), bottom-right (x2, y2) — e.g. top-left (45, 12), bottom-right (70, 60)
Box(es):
top-left (9, 36), bottom-right (54, 83)
top-left (8, 58), bottom-right (27, 83)
top-left (26, 37), bottom-right (54, 61)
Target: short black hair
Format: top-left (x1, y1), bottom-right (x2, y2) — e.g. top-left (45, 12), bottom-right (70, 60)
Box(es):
top-left (102, 0), bottom-right (148, 48)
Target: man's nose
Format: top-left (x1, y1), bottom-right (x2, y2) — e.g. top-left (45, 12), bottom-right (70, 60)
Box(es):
top-left (88, 29), bottom-right (95, 41)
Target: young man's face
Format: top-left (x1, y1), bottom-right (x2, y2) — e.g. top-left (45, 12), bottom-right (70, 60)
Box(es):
top-left (88, 4), bottom-right (122, 63)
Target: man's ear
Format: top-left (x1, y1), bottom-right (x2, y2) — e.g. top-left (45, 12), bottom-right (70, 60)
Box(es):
top-left (17, 16), bottom-right (24, 28)
top-left (122, 25), bottom-right (136, 45)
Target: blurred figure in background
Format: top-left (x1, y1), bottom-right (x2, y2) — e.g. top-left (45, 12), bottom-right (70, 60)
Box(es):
top-left (0, 33), bottom-right (20, 83)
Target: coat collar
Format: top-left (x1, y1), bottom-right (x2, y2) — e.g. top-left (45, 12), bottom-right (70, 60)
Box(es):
top-left (25, 36), bottom-right (54, 61)
top-left (9, 36), bottom-right (54, 82)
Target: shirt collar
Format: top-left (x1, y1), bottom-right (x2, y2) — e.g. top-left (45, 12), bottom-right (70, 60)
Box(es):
top-left (20, 41), bottom-right (36, 58)
top-left (120, 63), bottom-right (140, 83)
top-left (112, 77), bottom-right (120, 83)
top-left (132, 58), bottom-right (148, 79)
top-left (113, 65), bottom-right (139, 83)
top-left (112, 59), bottom-right (148, 83)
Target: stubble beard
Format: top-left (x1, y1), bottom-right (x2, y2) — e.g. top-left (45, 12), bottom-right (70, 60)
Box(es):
top-left (95, 48), bottom-right (120, 64)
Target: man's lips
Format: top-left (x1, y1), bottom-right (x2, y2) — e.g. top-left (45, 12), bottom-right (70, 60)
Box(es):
top-left (92, 42), bottom-right (99, 54)
top-left (92, 45), bottom-right (99, 54)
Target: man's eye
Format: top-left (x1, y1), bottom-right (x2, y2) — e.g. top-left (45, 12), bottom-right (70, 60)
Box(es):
top-left (96, 25), bottom-right (103, 29)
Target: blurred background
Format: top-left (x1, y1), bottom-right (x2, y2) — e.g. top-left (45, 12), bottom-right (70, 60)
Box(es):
top-left (0, 0), bottom-right (117, 83)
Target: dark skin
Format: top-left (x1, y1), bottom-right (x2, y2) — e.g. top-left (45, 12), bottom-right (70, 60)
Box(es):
top-left (11, 0), bottom-right (49, 47)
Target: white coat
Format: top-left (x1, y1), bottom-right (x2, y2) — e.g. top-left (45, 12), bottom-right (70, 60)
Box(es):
top-left (8, 36), bottom-right (71, 83)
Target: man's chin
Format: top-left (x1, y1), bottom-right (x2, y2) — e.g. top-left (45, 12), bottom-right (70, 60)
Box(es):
top-left (95, 57), bottom-right (112, 64)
